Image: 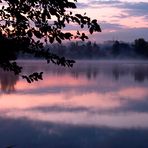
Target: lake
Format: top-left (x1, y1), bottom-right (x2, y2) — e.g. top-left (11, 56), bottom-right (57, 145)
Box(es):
top-left (0, 60), bottom-right (148, 148)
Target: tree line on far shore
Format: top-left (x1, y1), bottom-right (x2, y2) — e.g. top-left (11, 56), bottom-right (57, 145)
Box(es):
top-left (19, 38), bottom-right (148, 60)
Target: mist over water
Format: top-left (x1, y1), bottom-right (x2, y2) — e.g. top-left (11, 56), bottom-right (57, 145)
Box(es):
top-left (0, 60), bottom-right (148, 148)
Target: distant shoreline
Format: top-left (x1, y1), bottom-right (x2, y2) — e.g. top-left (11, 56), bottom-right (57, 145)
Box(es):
top-left (16, 59), bottom-right (148, 64)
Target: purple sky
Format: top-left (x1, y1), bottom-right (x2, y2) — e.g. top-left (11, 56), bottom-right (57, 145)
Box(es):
top-left (0, 0), bottom-right (148, 43)
top-left (68, 0), bottom-right (148, 43)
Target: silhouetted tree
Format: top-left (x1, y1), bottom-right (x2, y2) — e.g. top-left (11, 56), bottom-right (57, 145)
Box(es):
top-left (0, 0), bottom-right (101, 82)
top-left (134, 38), bottom-right (148, 57)
top-left (111, 41), bottom-right (120, 56)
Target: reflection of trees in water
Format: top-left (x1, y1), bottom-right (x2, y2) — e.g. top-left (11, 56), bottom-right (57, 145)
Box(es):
top-left (0, 62), bottom-right (147, 93)
top-left (18, 61), bottom-right (148, 83)
top-left (133, 67), bottom-right (148, 82)
top-left (111, 65), bottom-right (148, 82)
top-left (35, 62), bottom-right (148, 82)
top-left (68, 66), bottom-right (99, 80)
top-left (112, 66), bottom-right (130, 81)
top-left (51, 64), bottom-right (148, 83)
top-left (0, 69), bottom-right (19, 93)
top-left (25, 62), bottom-right (100, 80)
top-left (112, 68), bottom-right (120, 80)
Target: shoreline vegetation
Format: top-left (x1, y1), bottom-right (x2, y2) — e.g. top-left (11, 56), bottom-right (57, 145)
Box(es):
top-left (18, 38), bottom-right (148, 60)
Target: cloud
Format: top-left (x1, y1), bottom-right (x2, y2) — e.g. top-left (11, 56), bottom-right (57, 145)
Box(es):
top-left (63, 24), bottom-right (148, 42)
top-left (58, 1), bottom-right (148, 42)
top-left (90, 0), bottom-right (121, 5)
top-left (76, 1), bottom-right (148, 19)
top-left (89, 27), bottom-right (148, 42)
top-left (76, 2), bottom-right (90, 8)
top-left (76, 0), bottom-right (122, 9)
top-left (94, 1), bottom-right (148, 19)
top-left (113, 14), bottom-right (130, 19)
top-left (119, 2), bottom-right (148, 11)
top-left (119, 2), bottom-right (148, 19)
top-left (100, 21), bottom-right (125, 30)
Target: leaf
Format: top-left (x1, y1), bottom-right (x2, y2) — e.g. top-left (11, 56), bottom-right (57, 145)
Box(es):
top-left (56, 37), bottom-right (61, 44)
top-left (49, 8), bottom-right (56, 15)
top-left (89, 27), bottom-right (93, 34)
top-left (42, 12), bottom-right (46, 22)
top-left (59, 33), bottom-right (65, 40)
top-left (81, 24), bottom-right (84, 28)
top-left (64, 33), bottom-right (72, 39)
top-left (34, 30), bottom-right (42, 38)
top-left (27, 30), bottom-right (32, 38)
top-left (47, 13), bottom-right (51, 19)
top-left (44, 38), bottom-right (47, 43)
top-left (66, 17), bottom-right (69, 23)
top-left (38, 72), bottom-right (43, 80)
top-left (92, 19), bottom-right (97, 24)
top-left (77, 31), bottom-right (80, 35)
top-left (96, 24), bottom-right (102, 32)
top-left (22, 72), bottom-right (43, 83)
top-left (22, 75), bottom-right (31, 83)
top-left (73, 17), bottom-right (80, 24)
top-left (68, 2), bottom-right (76, 8)
top-left (49, 37), bottom-right (54, 43)
top-left (75, 14), bottom-right (82, 18)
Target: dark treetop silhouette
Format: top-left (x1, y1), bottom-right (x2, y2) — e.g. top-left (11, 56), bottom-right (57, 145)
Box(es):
top-left (0, 0), bottom-right (101, 82)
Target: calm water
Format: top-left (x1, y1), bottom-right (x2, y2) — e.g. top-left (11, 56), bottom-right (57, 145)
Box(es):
top-left (0, 60), bottom-right (148, 148)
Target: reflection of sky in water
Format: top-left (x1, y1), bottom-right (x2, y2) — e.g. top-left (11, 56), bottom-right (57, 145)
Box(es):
top-left (0, 60), bottom-right (148, 127)
top-left (0, 60), bottom-right (148, 147)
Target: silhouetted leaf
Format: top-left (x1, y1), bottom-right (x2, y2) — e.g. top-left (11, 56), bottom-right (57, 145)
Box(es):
top-left (22, 72), bottom-right (43, 83)
top-left (68, 2), bottom-right (76, 8)
top-left (34, 30), bottom-right (42, 38)
top-left (56, 37), bottom-right (61, 44)
top-left (92, 19), bottom-right (97, 24)
top-left (49, 37), bottom-right (54, 43)
top-left (64, 33), bottom-right (72, 39)
top-left (89, 27), bottom-right (93, 34)
top-left (75, 14), bottom-right (82, 18)
top-left (81, 24), bottom-right (84, 28)
top-left (27, 30), bottom-right (32, 38)
top-left (49, 8), bottom-right (56, 15)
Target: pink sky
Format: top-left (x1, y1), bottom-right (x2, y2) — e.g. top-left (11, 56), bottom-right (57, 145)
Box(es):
top-left (68, 0), bottom-right (148, 42)
top-left (0, 0), bottom-right (147, 42)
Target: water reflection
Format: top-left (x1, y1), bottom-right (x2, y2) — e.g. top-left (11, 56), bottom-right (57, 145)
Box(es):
top-left (0, 69), bottom-right (19, 93)
top-left (1, 117), bottom-right (148, 148)
top-left (0, 60), bottom-right (148, 147)
top-left (0, 60), bottom-right (148, 94)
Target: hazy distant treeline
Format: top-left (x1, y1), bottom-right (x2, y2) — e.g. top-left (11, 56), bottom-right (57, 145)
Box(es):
top-left (19, 38), bottom-right (148, 59)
